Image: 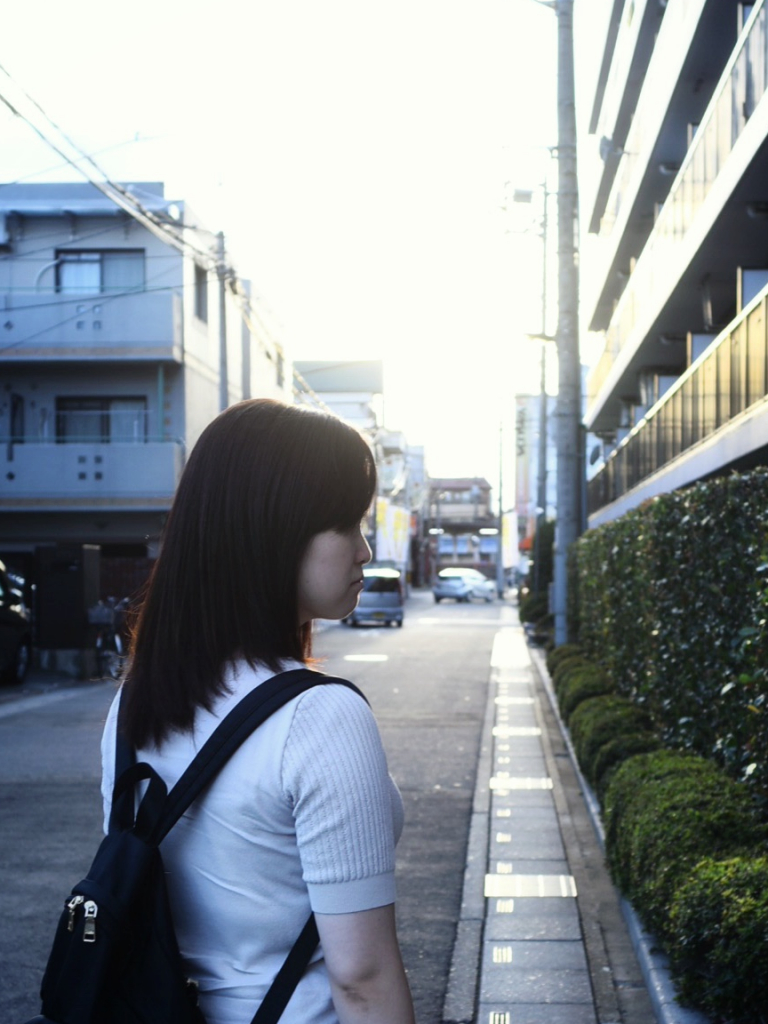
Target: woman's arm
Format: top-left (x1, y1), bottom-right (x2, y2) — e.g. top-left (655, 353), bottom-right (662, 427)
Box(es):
top-left (316, 904), bottom-right (415, 1024)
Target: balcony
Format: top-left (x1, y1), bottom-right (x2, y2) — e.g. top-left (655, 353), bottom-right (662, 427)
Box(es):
top-left (0, 439), bottom-right (184, 510)
top-left (0, 289), bottom-right (183, 362)
top-left (587, 1), bottom-right (768, 424)
top-left (588, 283), bottom-right (768, 522)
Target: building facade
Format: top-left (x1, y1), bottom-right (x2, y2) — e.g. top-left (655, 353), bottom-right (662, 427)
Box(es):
top-left (0, 182), bottom-right (289, 587)
top-left (514, 392), bottom-right (557, 544)
top-left (426, 477), bottom-right (498, 579)
top-left (577, 2), bottom-right (768, 526)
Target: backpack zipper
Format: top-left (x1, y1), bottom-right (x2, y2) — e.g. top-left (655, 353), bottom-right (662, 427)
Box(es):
top-left (67, 895), bottom-right (84, 932)
top-left (83, 901), bottom-right (98, 942)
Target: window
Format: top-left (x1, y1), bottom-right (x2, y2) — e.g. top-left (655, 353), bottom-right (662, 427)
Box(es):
top-left (194, 263), bottom-right (208, 321)
top-left (55, 397), bottom-right (147, 443)
top-left (56, 250), bottom-right (145, 294)
top-left (10, 393), bottom-right (24, 444)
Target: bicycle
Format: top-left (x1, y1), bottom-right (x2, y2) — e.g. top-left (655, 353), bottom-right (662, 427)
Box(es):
top-left (88, 597), bottom-right (129, 680)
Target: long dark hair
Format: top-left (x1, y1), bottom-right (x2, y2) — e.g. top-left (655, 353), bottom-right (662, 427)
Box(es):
top-left (121, 399), bottom-right (376, 748)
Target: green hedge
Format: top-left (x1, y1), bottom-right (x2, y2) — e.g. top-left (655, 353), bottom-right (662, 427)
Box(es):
top-left (668, 856), bottom-right (768, 1023)
top-left (568, 695), bottom-right (654, 791)
top-left (546, 643), bottom-right (583, 675)
top-left (543, 639), bottom-right (768, 1020)
top-left (574, 468), bottom-right (768, 815)
top-left (558, 666), bottom-right (614, 722)
top-left (603, 751), bottom-right (765, 940)
top-left (518, 592), bottom-right (549, 624)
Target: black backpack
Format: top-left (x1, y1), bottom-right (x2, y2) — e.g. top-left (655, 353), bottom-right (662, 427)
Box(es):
top-left (25, 668), bottom-right (364, 1024)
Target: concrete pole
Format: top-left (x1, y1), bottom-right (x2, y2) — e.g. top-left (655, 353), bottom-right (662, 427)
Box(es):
top-left (217, 231), bottom-right (229, 412)
top-left (534, 181), bottom-right (549, 595)
top-left (552, 0), bottom-right (582, 644)
top-left (497, 422), bottom-right (506, 598)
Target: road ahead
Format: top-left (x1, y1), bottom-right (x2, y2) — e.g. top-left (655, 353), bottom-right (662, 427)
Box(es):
top-left (0, 588), bottom-right (509, 1023)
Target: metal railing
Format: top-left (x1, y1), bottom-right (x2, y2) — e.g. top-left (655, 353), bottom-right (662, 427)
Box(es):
top-left (588, 1), bottom-right (768, 408)
top-left (588, 287), bottom-right (768, 514)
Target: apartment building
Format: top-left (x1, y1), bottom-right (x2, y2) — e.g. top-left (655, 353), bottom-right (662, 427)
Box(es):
top-left (577, 1), bottom-right (768, 526)
top-left (0, 182), bottom-right (289, 588)
top-left (427, 477), bottom-right (498, 573)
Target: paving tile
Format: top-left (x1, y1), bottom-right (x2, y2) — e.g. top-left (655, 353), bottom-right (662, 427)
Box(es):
top-left (491, 804), bottom-right (559, 825)
top-left (485, 872), bottom-right (576, 897)
top-left (481, 963), bottom-right (594, 1004)
top-left (488, 859), bottom-right (571, 877)
top-left (491, 832), bottom-right (566, 860)
top-left (491, 755), bottom-right (548, 775)
top-left (490, 789), bottom-right (555, 808)
top-left (485, 896), bottom-right (582, 941)
top-left (483, 939), bottom-right (589, 971)
top-left (478, 1002), bottom-right (597, 1024)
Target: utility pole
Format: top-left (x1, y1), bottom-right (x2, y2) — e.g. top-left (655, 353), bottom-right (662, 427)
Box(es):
top-left (217, 231), bottom-right (229, 412)
top-left (533, 176), bottom-right (551, 596)
top-left (497, 422), bottom-right (506, 598)
top-left (552, 0), bottom-right (582, 645)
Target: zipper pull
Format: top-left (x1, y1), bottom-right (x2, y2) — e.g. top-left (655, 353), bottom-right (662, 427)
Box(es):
top-left (67, 895), bottom-right (85, 932)
top-left (82, 901), bottom-right (98, 943)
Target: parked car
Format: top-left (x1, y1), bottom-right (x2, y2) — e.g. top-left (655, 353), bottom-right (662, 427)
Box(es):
top-left (0, 561), bottom-right (33, 684)
top-left (433, 567), bottom-right (496, 603)
top-left (344, 567), bottom-right (405, 627)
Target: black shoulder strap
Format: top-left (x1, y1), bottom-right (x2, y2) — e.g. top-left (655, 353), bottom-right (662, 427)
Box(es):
top-left (154, 668), bottom-right (364, 843)
top-left (114, 667), bottom-right (365, 843)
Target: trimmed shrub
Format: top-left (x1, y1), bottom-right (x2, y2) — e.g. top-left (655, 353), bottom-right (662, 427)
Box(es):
top-left (603, 750), bottom-right (765, 939)
top-left (518, 592), bottom-right (548, 624)
top-left (559, 665), bottom-right (614, 723)
top-left (552, 654), bottom-right (590, 694)
top-left (546, 643), bottom-right (583, 675)
top-left (668, 856), bottom-right (768, 1024)
top-left (591, 732), bottom-right (661, 800)
top-left (568, 695), bottom-right (654, 789)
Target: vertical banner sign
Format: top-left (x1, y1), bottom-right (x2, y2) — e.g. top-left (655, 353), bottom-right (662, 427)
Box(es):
top-left (375, 497), bottom-right (410, 565)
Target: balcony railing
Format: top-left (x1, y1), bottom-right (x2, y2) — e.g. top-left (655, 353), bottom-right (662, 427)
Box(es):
top-left (0, 439), bottom-right (185, 504)
top-left (0, 289), bottom-right (180, 358)
top-left (588, 0), bottom-right (768, 409)
top-left (588, 285), bottom-right (768, 515)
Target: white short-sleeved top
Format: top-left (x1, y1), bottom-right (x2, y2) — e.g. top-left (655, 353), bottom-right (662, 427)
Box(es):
top-left (100, 660), bottom-right (404, 1024)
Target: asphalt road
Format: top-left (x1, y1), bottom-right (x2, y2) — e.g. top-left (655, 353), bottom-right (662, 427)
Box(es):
top-left (0, 588), bottom-right (504, 1023)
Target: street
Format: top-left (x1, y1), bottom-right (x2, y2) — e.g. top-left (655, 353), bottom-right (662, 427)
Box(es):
top-left (0, 589), bottom-right (504, 1023)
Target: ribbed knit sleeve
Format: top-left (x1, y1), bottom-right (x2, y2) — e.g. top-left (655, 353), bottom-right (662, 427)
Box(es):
top-left (282, 684), bottom-right (402, 914)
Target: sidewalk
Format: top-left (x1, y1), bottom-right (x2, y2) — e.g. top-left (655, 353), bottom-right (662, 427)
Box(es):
top-left (444, 620), bottom-right (709, 1024)
top-left (0, 664), bottom-right (114, 721)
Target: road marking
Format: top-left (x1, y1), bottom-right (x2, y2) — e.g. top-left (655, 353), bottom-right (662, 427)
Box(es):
top-left (0, 682), bottom-right (113, 721)
top-left (416, 617), bottom-right (508, 626)
top-left (343, 654), bottom-right (389, 662)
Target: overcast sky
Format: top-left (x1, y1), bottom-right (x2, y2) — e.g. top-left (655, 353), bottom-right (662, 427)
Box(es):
top-left (2, 0), bottom-right (558, 492)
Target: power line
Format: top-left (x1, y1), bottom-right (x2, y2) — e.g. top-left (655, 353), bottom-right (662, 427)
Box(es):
top-left (0, 63), bottom-right (331, 412)
top-left (0, 62), bottom-right (212, 265)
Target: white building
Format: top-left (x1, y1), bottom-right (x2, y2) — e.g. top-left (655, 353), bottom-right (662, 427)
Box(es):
top-left (0, 182), bottom-right (289, 574)
top-left (577, 2), bottom-right (768, 526)
top-left (514, 392), bottom-right (557, 542)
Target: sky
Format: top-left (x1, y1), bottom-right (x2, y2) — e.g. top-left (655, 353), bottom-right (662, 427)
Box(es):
top-left (1, 0), bottom-right (558, 494)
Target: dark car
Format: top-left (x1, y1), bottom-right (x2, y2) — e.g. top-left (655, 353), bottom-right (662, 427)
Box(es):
top-left (0, 561), bottom-right (32, 684)
top-left (344, 567), bottom-right (405, 627)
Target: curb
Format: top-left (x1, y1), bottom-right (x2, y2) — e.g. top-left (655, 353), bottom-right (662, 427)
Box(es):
top-left (441, 632), bottom-right (496, 1023)
top-left (527, 646), bottom-right (710, 1024)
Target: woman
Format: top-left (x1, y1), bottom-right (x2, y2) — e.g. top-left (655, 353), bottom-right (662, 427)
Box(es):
top-left (101, 399), bottom-right (415, 1024)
